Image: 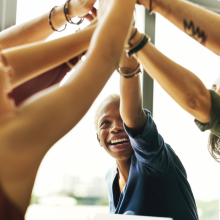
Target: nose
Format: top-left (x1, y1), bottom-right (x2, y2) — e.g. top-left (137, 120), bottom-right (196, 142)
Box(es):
top-left (110, 120), bottom-right (124, 133)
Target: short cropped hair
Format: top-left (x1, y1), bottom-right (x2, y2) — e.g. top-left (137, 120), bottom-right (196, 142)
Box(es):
top-left (94, 94), bottom-right (120, 132)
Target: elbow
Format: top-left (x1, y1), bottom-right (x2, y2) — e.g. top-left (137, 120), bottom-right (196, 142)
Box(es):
top-left (101, 45), bottom-right (122, 68)
top-left (186, 94), bottom-right (211, 123)
top-left (187, 97), bottom-right (198, 110)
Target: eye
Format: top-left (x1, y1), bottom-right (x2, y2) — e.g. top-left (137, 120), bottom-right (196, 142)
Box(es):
top-left (100, 121), bottom-right (110, 128)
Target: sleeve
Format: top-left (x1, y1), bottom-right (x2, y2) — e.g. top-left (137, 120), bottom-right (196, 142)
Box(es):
top-left (123, 109), bottom-right (171, 175)
top-left (194, 90), bottom-right (220, 138)
top-left (8, 57), bottom-right (79, 106)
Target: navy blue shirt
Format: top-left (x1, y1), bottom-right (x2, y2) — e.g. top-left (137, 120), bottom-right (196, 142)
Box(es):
top-left (105, 109), bottom-right (198, 220)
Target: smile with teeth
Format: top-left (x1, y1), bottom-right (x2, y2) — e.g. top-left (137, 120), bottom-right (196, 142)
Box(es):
top-left (110, 138), bottom-right (129, 145)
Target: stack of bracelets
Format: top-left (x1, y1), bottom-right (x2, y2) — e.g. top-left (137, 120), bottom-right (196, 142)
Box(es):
top-left (48, 0), bottom-right (152, 76)
top-left (118, 0), bottom-right (153, 79)
top-left (117, 28), bottom-right (151, 79)
top-left (48, 0), bottom-right (84, 32)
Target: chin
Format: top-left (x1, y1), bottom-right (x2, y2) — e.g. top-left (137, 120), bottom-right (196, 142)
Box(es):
top-left (114, 148), bottom-right (134, 161)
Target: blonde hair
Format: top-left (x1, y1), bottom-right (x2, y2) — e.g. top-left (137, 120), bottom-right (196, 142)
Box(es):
top-left (94, 94), bottom-right (120, 132)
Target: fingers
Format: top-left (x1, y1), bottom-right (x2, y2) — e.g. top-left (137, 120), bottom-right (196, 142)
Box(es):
top-left (0, 50), bottom-right (14, 79)
top-left (83, 7), bottom-right (97, 22)
top-left (0, 53), bottom-right (9, 70)
top-left (91, 7), bottom-right (97, 18)
top-left (83, 13), bottom-right (94, 21)
top-left (0, 46), bottom-right (8, 68)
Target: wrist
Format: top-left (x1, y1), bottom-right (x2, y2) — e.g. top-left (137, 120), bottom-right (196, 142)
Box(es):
top-left (68, 4), bottom-right (76, 18)
top-left (127, 30), bottom-right (142, 48)
top-left (151, 0), bottom-right (174, 15)
top-left (50, 5), bottom-right (67, 29)
top-left (119, 63), bottom-right (140, 74)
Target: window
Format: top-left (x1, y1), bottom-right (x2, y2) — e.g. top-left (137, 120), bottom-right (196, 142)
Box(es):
top-left (154, 13), bottom-right (220, 218)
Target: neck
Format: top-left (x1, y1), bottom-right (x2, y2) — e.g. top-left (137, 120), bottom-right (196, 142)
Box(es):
top-left (116, 158), bottom-right (131, 182)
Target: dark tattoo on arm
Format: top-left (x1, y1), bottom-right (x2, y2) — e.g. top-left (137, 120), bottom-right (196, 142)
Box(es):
top-left (183, 20), bottom-right (207, 44)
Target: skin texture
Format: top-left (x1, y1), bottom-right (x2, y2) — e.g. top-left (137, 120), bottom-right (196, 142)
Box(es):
top-left (131, 0), bottom-right (220, 123)
top-left (138, 0), bottom-right (220, 55)
top-left (2, 20), bottom-right (97, 91)
top-left (0, 0), bottom-right (97, 49)
top-left (128, 29), bottom-right (211, 123)
top-left (0, 0), bottom-right (136, 216)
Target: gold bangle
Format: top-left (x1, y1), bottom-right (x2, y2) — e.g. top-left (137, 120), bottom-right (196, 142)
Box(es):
top-left (117, 64), bottom-right (142, 79)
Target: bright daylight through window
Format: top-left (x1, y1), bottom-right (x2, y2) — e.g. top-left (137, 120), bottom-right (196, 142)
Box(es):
top-left (15, 1), bottom-right (220, 220)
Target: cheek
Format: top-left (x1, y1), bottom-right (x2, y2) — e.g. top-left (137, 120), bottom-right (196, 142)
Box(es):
top-left (99, 130), bottom-right (107, 145)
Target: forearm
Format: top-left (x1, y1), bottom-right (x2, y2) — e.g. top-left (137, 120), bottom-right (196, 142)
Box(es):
top-left (3, 25), bottom-right (96, 90)
top-left (119, 53), bottom-right (147, 130)
top-left (137, 42), bottom-right (211, 123)
top-left (148, 0), bottom-right (220, 55)
top-left (91, 0), bottom-right (136, 65)
top-left (0, 1), bottom-right (136, 212)
top-left (0, 5), bottom-right (68, 49)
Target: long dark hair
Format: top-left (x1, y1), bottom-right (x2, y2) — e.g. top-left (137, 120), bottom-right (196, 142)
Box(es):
top-left (208, 132), bottom-right (220, 162)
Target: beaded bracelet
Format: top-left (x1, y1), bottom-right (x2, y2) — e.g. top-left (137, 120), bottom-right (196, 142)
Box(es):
top-left (64, 0), bottom-right (84, 25)
top-left (48, 6), bottom-right (67, 32)
top-left (117, 64), bottom-right (142, 79)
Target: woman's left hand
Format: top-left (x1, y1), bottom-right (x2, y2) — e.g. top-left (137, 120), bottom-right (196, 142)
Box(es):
top-left (69, 0), bottom-right (97, 17)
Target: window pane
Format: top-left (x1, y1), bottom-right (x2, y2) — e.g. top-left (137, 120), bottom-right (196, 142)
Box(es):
top-left (154, 14), bottom-right (220, 202)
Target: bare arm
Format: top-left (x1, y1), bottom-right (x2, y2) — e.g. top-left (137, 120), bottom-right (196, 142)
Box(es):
top-left (2, 21), bottom-right (97, 90)
top-left (139, 0), bottom-right (220, 55)
top-left (0, 0), bottom-right (136, 214)
top-left (119, 52), bottom-right (148, 134)
top-left (0, 0), bottom-right (97, 49)
top-left (132, 30), bottom-right (211, 123)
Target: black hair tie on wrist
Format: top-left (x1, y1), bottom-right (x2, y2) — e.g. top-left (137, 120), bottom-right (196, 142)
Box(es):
top-left (126, 34), bottom-right (150, 58)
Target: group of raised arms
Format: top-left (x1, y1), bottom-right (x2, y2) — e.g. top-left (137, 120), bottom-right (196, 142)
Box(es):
top-left (0, 0), bottom-right (219, 220)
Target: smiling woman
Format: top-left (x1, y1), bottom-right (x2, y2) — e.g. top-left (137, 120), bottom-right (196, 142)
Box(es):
top-left (94, 47), bottom-right (199, 219)
top-left (96, 95), bottom-right (133, 161)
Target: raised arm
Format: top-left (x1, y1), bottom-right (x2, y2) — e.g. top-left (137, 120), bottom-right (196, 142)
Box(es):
top-left (0, 0), bottom-right (97, 49)
top-left (129, 29), bottom-right (211, 123)
top-left (139, 0), bottom-right (220, 55)
top-left (119, 52), bottom-right (147, 135)
top-left (2, 20), bottom-right (97, 91)
top-left (119, 52), bottom-right (170, 174)
top-left (0, 0), bottom-right (136, 214)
